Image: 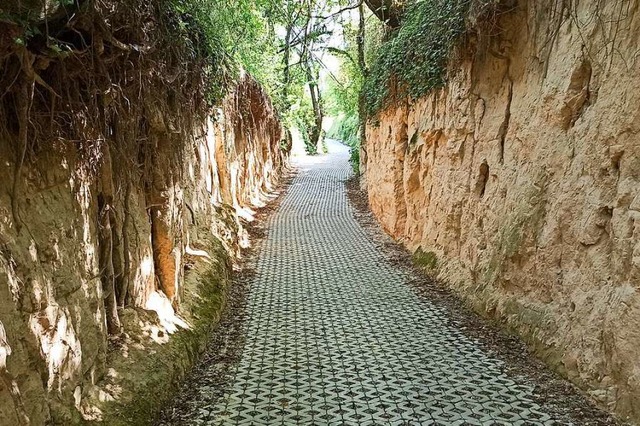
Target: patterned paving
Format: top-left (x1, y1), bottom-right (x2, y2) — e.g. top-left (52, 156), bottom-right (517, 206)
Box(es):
top-left (181, 140), bottom-right (566, 425)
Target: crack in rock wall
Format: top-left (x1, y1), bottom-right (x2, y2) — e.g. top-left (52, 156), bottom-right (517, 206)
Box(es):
top-left (364, 0), bottom-right (640, 422)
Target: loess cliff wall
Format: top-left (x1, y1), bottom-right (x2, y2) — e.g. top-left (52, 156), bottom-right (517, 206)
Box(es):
top-left (0, 2), bottom-right (285, 424)
top-left (364, 0), bottom-right (640, 422)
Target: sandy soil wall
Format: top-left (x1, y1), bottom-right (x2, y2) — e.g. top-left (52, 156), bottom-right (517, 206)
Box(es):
top-left (364, 1), bottom-right (640, 422)
top-left (0, 73), bottom-right (285, 424)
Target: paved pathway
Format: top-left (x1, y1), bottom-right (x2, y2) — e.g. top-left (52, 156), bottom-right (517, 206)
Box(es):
top-left (177, 140), bottom-right (566, 425)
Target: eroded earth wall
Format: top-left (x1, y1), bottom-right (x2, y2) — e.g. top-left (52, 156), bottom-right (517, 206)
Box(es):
top-left (0, 58), bottom-right (284, 426)
top-left (364, 0), bottom-right (640, 422)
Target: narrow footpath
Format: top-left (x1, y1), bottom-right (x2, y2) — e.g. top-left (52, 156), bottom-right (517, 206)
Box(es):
top-left (159, 140), bottom-right (613, 426)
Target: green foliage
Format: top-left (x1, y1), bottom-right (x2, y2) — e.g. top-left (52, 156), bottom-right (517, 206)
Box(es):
top-left (349, 145), bottom-right (360, 174)
top-left (163, 0), bottom-right (368, 141)
top-left (324, 56), bottom-right (361, 119)
top-left (164, 0), bottom-right (284, 103)
top-left (324, 11), bottom-right (382, 174)
top-left (321, 137), bottom-right (328, 154)
top-left (327, 114), bottom-right (359, 146)
top-left (163, 0), bottom-right (231, 102)
top-left (291, 96), bottom-right (320, 155)
top-left (363, 0), bottom-right (471, 116)
top-left (205, 0), bottom-right (282, 99)
top-left (327, 114), bottom-right (360, 173)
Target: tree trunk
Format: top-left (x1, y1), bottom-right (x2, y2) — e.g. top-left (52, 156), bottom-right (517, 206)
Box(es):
top-left (305, 61), bottom-right (323, 151)
top-left (357, 3), bottom-right (368, 76)
top-left (358, 3), bottom-right (368, 174)
top-left (281, 25), bottom-right (293, 111)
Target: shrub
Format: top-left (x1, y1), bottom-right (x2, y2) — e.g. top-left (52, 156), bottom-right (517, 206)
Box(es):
top-left (327, 113), bottom-right (360, 148)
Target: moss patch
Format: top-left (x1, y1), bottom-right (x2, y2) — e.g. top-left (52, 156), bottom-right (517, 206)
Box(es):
top-left (413, 247), bottom-right (438, 271)
top-left (94, 240), bottom-right (231, 426)
top-left (483, 175), bottom-right (548, 285)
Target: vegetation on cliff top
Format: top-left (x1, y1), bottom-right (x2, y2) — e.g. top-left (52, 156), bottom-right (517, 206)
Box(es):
top-left (362, 0), bottom-right (470, 115)
top-left (327, 0), bottom-right (487, 168)
top-left (323, 0), bottom-right (512, 175)
top-left (0, 0), bottom-right (350, 157)
top-left (362, 0), bottom-right (511, 116)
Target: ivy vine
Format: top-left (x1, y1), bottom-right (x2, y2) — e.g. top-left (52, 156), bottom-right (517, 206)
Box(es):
top-left (363, 0), bottom-right (472, 116)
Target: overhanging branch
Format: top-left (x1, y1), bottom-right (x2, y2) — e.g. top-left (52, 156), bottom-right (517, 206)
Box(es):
top-left (363, 0), bottom-right (402, 29)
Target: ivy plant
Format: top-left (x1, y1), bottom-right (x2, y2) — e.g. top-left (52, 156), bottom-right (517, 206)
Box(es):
top-left (363, 0), bottom-right (471, 116)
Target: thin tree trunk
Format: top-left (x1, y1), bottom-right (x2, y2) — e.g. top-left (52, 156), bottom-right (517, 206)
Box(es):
top-left (282, 25), bottom-right (293, 111)
top-left (305, 61), bottom-right (323, 150)
top-left (358, 3), bottom-right (369, 173)
top-left (357, 3), bottom-right (368, 75)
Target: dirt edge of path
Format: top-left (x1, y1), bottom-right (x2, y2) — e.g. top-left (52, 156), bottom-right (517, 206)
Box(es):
top-left (345, 175), bottom-right (624, 426)
top-left (153, 167), bottom-right (297, 425)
